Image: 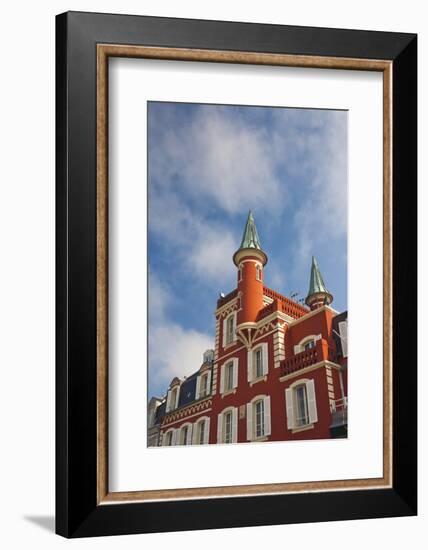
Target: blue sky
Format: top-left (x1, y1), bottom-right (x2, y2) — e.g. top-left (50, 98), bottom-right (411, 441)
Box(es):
top-left (148, 101), bottom-right (347, 398)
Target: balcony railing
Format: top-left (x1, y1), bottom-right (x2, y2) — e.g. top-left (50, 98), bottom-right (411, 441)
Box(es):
top-left (279, 347), bottom-right (319, 377)
top-left (263, 287), bottom-right (308, 318)
top-left (330, 397), bottom-right (348, 427)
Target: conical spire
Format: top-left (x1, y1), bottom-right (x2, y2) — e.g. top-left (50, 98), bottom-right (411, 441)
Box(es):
top-left (233, 211), bottom-right (267, 266)
top-left (305, 256), bottom-right (333, 309)
top-left (239, 210), bottom-right (262, 251)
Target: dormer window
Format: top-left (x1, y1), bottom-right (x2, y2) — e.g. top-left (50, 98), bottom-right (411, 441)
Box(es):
top-left (200, 373), bottom-right (209, 397)
top-left (166, 385), bottom-right (180, 412)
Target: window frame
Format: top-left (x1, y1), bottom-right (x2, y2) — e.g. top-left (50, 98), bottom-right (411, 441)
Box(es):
top-left (225, 314), bottom-right (235, 345)
top-left (285, 378), bottom-right (318, 432)
top-left (223, 410), bottom-right (233, 444)
top-left (294, 383), bottom-right (310, 427)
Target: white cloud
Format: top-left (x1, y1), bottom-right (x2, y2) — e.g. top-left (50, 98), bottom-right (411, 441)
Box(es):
top-left (149, 103), bottom-right (347, 300)
top-left (148, 273), bottom-right (213, 394)
top-left (150, 106), bottom-right (285, 214)
top-left (149, 324), bottom-right (213, 391)
top-left (149, 189), bottom-right (237, 285)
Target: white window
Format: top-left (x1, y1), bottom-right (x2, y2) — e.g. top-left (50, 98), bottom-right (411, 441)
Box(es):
top-left (196, 371), bottom-right (211, 400)
top-left (220, 358), bottom-right (238, 394)
top-left (238, 265), bottom-right (243, 282)
top-left (226, 316), bottom-right (234, 344)
top-left (200, 373), bottom-right (209, 397)
top-left (225, 362), bottom-right (234, 391)
top-left (285, 379), bottom-right (318, 430)
top-left (223, 411), bottom-right (233, 443)
top-left (166, 386), bottom-right (180, 412)
top-left (192, 417), bottom-right (210, 445)
top-left (303, 340), bottom-right (315, 351)
top-left (247, 343), bottom-right (268, 382)
top-left (294, 385), bottom-right (309, 426)
top-left (254, 348), bottom-right (263, 378)
top-left (338, 320), bottom-right (348, 357)
top-left (222, 312), bottom-right (236, 347)
top-left (198, 420), bottom-right (206, 444)
top-left (254, 399), bottom-right (264, 437)
top-left (246, 396), bottom-right (271, 440)
top-left (295, 334), bottom-right (321, 354)
top-left (163, 429), bottom-right (176, 446)
top-left (256, 264), bottom-right (262, 281)
top-left (179, 424), bottom-right (192, 445)
top-left (217, 408), bottom-right (238, 443)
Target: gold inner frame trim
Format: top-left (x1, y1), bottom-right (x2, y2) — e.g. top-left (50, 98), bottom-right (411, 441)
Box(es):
top-left (96, 43), bottom-right (393, 504)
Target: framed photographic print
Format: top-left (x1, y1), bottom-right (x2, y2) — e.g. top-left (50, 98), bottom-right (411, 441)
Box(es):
top-left (56, 11), bottom-right (417, 537)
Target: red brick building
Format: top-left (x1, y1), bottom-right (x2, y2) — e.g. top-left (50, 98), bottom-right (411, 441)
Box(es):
top-left (147, 212), bottom-right (348, 447)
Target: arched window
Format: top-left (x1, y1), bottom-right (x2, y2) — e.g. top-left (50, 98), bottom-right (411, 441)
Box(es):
top-left (226, 315), bottom-right (234, 345)
top-left (220, 358), bottom-right (238, 394)
top-left (180, 425), bottom-right (189, 445)
top-left (254, 399), bottom-right (265, 438)
top-left (247, 343), bottom-right (268, 382)
top-left (164, 429), bottom-right (175, 446)
top-left (303, 340), bottom-right (315, 351)
top-left (246, 395), bottom-right (271, 441)
top-left (217, 407), bottom-right (238, 444)
top-left (256, 264), bottom-right (262, 281)
top-left (285, 379), bottom-right (318, 431)
top-left (192, 416), bottom-right (210, 445)
top-left (223, 411), bottom-right (233, 443)
top-left (294, 384), bottom-right (309, 426)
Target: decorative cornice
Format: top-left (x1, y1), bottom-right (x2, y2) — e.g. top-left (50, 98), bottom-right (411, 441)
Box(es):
top-left (162, 398), bottom-right (212, 425)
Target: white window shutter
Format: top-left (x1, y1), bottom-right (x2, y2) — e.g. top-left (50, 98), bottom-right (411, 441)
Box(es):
top-left (217, 413), bottom-right (223, 443)
top-left (186, 424), bottom-right (193, 445)
top-left (171, 429), bottom-right (177, 446)
top-left (232, 408), bottom-right (238, 443)
top-left (166, 390), bottom-right (171, 412)
top-left (264, 396), bottom-right (271, 436)
top-left (206, 372), bottom-right (211, 395)
top-left (232, 312), bottom-right (237, 341)
top-left (294, 345), bottom-right (300, 355)
top-left (307, 379), bottom-right (318, 423)
top-left (262, 343), bottom-right (269, 375)
top-left (339, 321), bottom-right (348, 357)
top-left (220, 364), bottom-right (225, 394)
top-left (285, 388), bottom-right (294, 429)
top-left (204, 418), bottom-right (210, 444)
top-left (232, 358), bottom-right (238, 388)
top-left (222, 318), bottom-right (227, 347)
top-left (247, 350), bottom-right (253, 382)
top-left (175, 388), bottom-right (180, 409)
top-left (195, 376), bottom-right (201, 400)
top-left (192, 423), bottom-right (199, 444)
top-left (246, 403), bottom-right (253, 440)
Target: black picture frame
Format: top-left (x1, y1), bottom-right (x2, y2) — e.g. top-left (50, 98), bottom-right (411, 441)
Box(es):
top-left (56, 11), bottom-right (417, 538)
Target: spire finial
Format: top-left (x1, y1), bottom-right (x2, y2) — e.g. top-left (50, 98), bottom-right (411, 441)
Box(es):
top-left (305, 255), bottom-right (333, 309)
top-left (233, 211), bottom-right (268, 266)
top-left (239, 210), bottom-right (262, 251)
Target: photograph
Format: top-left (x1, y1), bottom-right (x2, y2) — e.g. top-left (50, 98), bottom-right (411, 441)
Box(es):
top-left (147, 101), bottom-right (349, 447)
